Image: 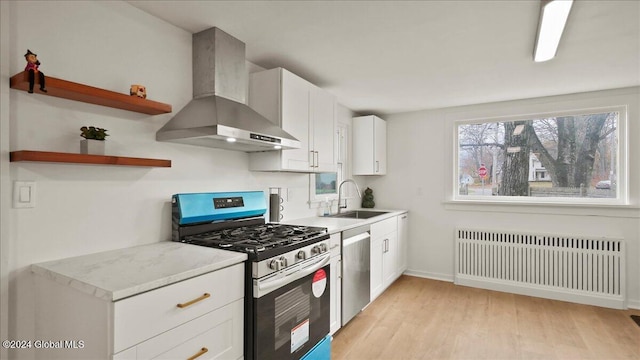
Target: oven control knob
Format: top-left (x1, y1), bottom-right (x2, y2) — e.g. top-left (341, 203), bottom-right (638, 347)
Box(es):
top-left (319, 243), bottom-right (328, 253)
top-left (311, 245), bottom-right (321, 255)
top-left (268, 259), bottom-right (280, 271)
top-left (279, 256), bottom-right (288, 268)
top-left (268, 257), bottom-right (287, 271)
top-left (296, 250), bottom-right (307, 260)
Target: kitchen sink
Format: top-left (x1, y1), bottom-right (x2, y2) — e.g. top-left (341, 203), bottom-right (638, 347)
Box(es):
top-left (328, 210), bottom-right (389, 219)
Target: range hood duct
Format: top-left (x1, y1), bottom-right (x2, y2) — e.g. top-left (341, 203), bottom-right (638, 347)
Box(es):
top-left (156, 27), bottom-right (300, 152)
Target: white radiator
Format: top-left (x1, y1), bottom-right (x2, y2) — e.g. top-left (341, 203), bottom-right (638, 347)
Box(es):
top-left (454, 228), bottom-right (626, 309)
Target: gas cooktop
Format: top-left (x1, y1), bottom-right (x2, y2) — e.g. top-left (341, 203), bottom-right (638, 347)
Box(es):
top-left (180, 223), bottom-right (328, 260)
top-left (172, 192), bottom-right (329, 261)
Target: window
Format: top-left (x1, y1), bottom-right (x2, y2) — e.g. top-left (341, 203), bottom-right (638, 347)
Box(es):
top-left (315, 173), bottom-right (337, 195)
top-left (456, 107), bottom-right (624, 203)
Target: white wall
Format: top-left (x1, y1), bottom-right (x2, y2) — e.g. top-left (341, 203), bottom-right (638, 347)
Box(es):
top-left (1, 1), bottom-right (12, 359)
top-left (1, 2), bottom-right (351, 359)
top-left (365, 87), bottom-right (640, 309)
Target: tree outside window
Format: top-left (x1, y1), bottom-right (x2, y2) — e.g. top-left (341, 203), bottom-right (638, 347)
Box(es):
top-left (457, 110), bottom-right (619, 200)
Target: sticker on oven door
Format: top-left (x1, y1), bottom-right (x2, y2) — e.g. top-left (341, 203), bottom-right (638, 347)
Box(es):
top-left (312, 269), bottom-right (327, 298)
top-left (291, 319), bottom-right (309, 353)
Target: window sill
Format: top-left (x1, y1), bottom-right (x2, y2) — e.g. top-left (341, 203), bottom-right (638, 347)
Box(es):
top-left (443, 199), bottom-right (640, 218)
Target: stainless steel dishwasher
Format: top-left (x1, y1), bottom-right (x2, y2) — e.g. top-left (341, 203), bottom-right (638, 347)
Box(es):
top-left (341, 225), bottom-right (371, 325)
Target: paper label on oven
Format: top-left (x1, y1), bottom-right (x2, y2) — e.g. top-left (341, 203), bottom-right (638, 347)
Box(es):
top-left (291, 319), bottom-right (309, 353)
top-left (312, 269), bottom-right (327, 298)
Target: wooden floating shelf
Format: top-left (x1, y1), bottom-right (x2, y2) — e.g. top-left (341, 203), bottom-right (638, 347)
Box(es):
top-left (10, 72), bottom-right (172, 115)
top-left (10, 150), bottom-right (171, 168)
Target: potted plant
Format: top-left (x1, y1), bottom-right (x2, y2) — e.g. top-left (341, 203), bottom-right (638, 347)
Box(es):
top-left (361, 187), bottom-right (375, 208)
top-left (80, 126), bottom-right (108, 155)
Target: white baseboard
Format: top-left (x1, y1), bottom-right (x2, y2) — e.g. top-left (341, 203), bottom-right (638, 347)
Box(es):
top-left (455, 275), bottom-right (625, 310)
top-left (403, 269), bottom-right (453, 282)
top-left (627, 299), bottom-right (640, 310)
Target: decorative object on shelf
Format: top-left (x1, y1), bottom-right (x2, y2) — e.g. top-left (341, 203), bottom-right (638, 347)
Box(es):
top-left (361, 187), bottom-right (375, 208)
top-left (80, 126), bottom-right (108, 155)
top-left (130, 84), bottom-right (147, 99)
top-left (10, 72), bottom-right (171, 115)
top-left (24, 49), bottom-right (46, 93)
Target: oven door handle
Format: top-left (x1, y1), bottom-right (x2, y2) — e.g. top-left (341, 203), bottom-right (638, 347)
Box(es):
top-left (258, 254), bottom-right (331, 293)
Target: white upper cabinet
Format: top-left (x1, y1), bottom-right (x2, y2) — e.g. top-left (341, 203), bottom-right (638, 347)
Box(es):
top-left (248, 68), bottom-right (336, 172)
top-left (353, 115), bottom-right (387, 175)
top-left (310, 85), bottom-right (337, 172)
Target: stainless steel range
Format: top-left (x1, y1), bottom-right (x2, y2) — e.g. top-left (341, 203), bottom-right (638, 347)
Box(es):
top-left (172, 191), bottom-right (331, 360)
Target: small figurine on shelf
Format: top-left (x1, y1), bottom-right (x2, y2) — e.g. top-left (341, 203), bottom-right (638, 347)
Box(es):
top-left (361, 187), bottom-right (375, 208)
top-left (24, 49), bottom-right (46, 94)
top-left (130, 84), bottom-right (147, 99)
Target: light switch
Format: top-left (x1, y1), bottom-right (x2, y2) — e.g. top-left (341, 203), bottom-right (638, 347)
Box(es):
top-left (13, 181), bottom-right (36, 208)
top-left (19, 186), bottom-right (31, 202)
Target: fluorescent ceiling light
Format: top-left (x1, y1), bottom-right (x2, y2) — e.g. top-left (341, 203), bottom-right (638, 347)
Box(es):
top-left (533, 0), bottom-right (573, 62)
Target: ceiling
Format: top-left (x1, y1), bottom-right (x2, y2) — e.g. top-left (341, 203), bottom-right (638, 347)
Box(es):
top-left (127, 0), bottom-right (640, 116)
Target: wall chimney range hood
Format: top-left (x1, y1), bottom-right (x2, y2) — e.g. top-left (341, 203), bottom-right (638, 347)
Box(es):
top-left (156, 27), bottom-right (300, 152)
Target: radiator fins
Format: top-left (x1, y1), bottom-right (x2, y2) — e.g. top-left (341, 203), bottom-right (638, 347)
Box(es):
top-left (454, 228), bottom-right (626, 309)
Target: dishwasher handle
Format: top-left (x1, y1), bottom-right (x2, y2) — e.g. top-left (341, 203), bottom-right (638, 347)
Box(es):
top-left (342, 232), bottom-right (370, 247)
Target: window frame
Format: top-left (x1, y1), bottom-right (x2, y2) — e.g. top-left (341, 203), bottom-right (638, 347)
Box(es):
top-left (452, 105), bottom-right (628, 206)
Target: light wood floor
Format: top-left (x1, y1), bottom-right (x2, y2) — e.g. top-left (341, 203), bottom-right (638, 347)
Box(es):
top-left (332, 275), bottom-right (640, 360)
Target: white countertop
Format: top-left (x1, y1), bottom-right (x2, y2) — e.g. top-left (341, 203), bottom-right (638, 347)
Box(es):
top-left (31, 242), bottom-right (247, 302)
top-left (287, 209), bottom-right (407, 234)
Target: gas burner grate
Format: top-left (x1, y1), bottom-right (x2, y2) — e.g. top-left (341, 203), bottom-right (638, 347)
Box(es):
top-left (181, 223), bottom-right (327, 256)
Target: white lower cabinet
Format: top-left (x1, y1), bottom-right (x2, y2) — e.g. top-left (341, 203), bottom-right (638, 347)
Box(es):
top-left (397, 213), bottom-right (409, 273)
top-left (370, 236), bottom-right (384, 300)
top-left (382, 232), bottom-right (398, 288)
top-left (34, 263), bottom-right (245, 360)
top-left (114, 299), bottom-right (243, 360)
top-left (329, 233), bottom-right (342, 335)
top-left (370, 214), bottom-right (407, 301)
top-left (370, 217), bottom-right (397, 301)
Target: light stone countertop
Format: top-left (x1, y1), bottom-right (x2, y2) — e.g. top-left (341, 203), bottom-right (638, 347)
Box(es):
top-left (31, 242), bottom-right (247, 302)
top-left (286, 209), bottom-right (407, 234)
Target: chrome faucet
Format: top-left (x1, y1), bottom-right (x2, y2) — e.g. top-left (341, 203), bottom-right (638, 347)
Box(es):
top-left (337, 179), bottom-right (362, 214)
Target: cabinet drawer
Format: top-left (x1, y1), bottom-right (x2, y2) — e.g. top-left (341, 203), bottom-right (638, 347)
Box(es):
top-left (371, 217), bottom-right (397, 237)
top-left (113, 263), bottom-right (244, 353)
top-left (113, 298), bottom-right (244, 360)
top-left (329, 233), bottom-right (341, 256)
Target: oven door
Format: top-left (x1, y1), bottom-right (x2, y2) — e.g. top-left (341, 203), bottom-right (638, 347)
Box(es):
top-left (252, 254), bottom-right (330, 360)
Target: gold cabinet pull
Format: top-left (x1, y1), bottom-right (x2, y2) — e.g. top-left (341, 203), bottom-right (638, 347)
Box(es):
top-left (176, 293), bottom-right (210, 308)
top-left (187, 347), bottom-right (208, 360)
